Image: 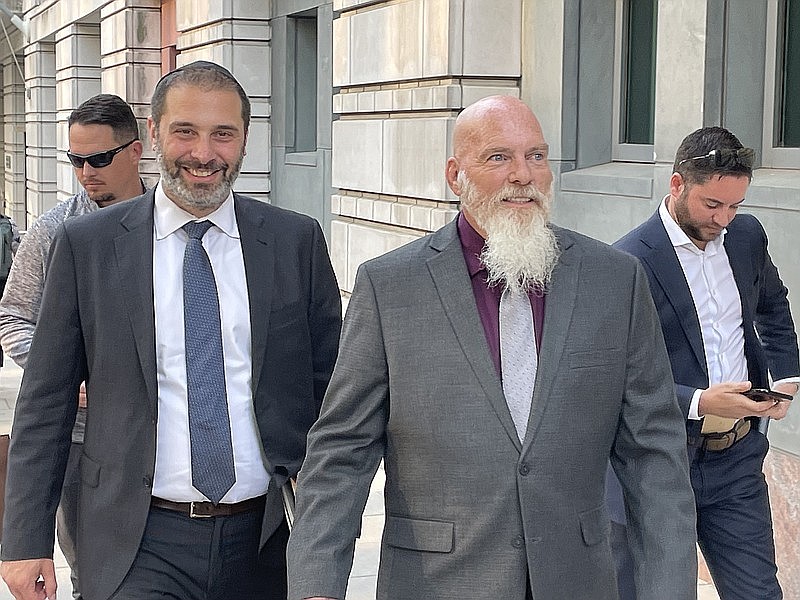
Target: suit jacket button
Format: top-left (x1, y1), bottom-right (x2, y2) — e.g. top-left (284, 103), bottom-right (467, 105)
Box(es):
top-left (518, 463), bottom-right (530, 476)
top-left (142, 476), bottom-right (152, 488)
top-left (512, 535), bottom-right (524, 549)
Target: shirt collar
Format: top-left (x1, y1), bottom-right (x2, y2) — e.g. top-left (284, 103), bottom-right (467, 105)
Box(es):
top-left (457, 212), bottom-right (487, 277)
top-left (153, 182), bottom-right (239, 241)
top-left (658, 195), bottom-right (726, 255)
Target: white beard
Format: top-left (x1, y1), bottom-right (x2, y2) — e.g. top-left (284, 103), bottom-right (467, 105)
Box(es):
top-left (458, 172), bottom-right (560, 294)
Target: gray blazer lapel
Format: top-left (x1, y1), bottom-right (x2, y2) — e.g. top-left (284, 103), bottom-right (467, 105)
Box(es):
top-left (234, 195), bottom-right (275, 392)
top-left (114, 192), bottom-right (158, 417)
top-left (426, 221), bottom-right (521, 450)
top-left (523, 227), bottom-right (577, 450)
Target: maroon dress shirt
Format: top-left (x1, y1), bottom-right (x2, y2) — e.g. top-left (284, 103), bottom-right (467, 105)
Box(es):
top-left (456, 213), bottom-right (545, 377)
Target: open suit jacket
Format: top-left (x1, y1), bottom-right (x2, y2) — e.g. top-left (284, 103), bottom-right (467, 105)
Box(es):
top-left (606, 211), bottom-right (799, 527)
top-left (287, 218), bottom-right (697, 600)
top-left (0, 189), bottom-right (342, 600)
top-left (614, 211), bottom-right (799, 440)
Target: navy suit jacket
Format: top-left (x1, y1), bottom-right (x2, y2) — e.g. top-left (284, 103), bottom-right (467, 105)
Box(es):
top-left (614, 210), bottom-right (798, 438)
top-left (606, 210), bottom-right (799, 525)
top-left (0, 190), bottom-right (342, 600)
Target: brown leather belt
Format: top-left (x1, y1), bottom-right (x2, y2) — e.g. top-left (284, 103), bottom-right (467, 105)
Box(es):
top-left (151, 495), bottom-right (265, 518)
top-left (700, 418), bottom-right (751, 452)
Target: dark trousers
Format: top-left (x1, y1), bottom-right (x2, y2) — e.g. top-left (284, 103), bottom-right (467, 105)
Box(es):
top-left (691, 429), bottom-right (781, 600)
top-left (111, 502), bottom-right (289, 600)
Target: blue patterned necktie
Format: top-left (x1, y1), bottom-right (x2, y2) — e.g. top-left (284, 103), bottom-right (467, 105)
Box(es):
top-left (182, 220), bottom-right (236, 504)
top-left (500, 288), bottom-right (538, 442)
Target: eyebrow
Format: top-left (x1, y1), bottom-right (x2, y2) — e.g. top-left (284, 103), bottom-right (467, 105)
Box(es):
top-left (169, 121), bottom-right (241, 132)
top-left (481, 144), bottom-right (549, 157)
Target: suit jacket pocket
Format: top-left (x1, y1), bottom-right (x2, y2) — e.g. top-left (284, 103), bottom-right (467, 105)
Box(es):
top-left (385, 515), bottom-right (454, 553)
top-left (579, 504), bottom-right (611, 546)
top-left (80, 451), bottom-right (101, 488)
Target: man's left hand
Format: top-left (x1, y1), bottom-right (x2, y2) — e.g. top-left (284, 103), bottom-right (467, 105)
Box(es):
top-left (762, 382), bottom-right (798, 421)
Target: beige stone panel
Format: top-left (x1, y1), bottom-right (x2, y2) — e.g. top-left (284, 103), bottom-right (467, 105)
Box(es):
top-left (383, 117), bottom-right (451, 200)
top-left (346, 222), bottom-right (420, 291)
top-left (358, 91), bottom-right (375, 112)
top-left (521, 0), bottom-right (565, 158)
top-left (390, 202), bottom-right (411, 227)
top-left (422, 0), bottom-right (451, 77)
top-left (412, 86), bottom-right (433, 110)
top-left (101, 8), bottom-right (161, 56)
top-left (408, 204), bottom-right (431, 230)
top-left (339, 195), bottom-right (357, 217)
top-left (341, 92), bottom-right (358, 113)
top-left (462, 0), bottom-right (521, 76)
top-left (374, 89), bottom-right (393, 111)
top-left (373, 199), bottom-right (393, 223)
top-left (349, 1), bottom-right (424, 85)
top-left (332, 14), bottom-right (350, 87)
top-left (332, 119), bottom-right (383, 192)
top-left (330, 218), bottom-right (350, 291)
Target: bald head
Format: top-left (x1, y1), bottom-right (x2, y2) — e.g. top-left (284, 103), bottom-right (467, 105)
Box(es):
top-left (452, 96), bottom-right (546, 160)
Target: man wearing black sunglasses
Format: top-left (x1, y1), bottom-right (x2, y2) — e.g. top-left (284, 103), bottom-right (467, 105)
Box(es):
top-left (0, 93), bottom-right (145, 600)
top-left (607, 127), bottom-right (799, 600)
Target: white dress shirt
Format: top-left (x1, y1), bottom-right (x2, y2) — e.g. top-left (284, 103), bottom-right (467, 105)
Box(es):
top-left (151, 183), bottom-right (270, 502)
top-left (659, 198), bottom-right (749, 421)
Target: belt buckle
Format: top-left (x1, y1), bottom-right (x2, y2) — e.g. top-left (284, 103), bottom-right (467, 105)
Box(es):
top-left (189, 502), bottom-right (213, 518)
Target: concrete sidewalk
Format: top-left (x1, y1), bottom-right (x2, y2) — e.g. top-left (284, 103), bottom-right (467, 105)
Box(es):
top-left (0, 355), bottom-right (718, 600)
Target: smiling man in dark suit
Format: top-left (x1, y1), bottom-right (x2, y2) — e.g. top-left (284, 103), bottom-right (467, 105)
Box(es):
top-left (608, 126), bottom-right (799, 600)
top-left (0, 61), bottom-right (341, 600)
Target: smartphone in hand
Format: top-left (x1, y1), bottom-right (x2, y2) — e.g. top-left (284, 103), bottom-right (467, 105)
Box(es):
top-left (743, 388), bottom-right (793, 403)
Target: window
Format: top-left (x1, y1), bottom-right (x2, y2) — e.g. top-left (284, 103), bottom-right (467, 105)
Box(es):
top-left (763, 0), bottom-right (800, 167)
top-left (613, 0), bottom-right (657, 162)
top-left (287, 10), bottom-right (318, 154)
top-left (776, 0), bottom-right (800, 147)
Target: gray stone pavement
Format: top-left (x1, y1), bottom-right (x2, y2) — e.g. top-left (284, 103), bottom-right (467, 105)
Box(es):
top-left (0, 354), bottom-right (717, 600)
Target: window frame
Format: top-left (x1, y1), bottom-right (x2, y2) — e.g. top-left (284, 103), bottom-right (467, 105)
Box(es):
top-left (762, 0), bottom-right (800, 167)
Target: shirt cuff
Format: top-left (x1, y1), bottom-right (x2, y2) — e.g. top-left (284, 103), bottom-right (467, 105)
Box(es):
top-left (688, 388), bottom-right (703, 420)
top-left (772, 377), bottom-right (800, 396)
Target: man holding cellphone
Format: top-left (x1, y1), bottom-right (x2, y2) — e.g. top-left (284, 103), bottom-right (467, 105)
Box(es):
top-left (607, 126), bottom-right (799, 600)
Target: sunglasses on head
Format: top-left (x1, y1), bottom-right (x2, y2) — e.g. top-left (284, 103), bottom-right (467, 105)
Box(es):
top-left (67, 139), bottom-right (137, 169)
top-left (677, 147), bottom-right (755, 169)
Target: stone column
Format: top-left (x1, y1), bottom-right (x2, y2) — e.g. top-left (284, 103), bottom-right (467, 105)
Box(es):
top-left (55, 22), bottom-right (101, 199)
top-left (24, 41), bottom-right (57, 222)
top-left (2, 56), bottom-right (26, 226)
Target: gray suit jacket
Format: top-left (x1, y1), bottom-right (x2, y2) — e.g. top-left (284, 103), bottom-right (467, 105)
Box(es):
top-left (287, 218), bottom-right (697, 600)
top-left (1, 190), bottom-right (342, 600)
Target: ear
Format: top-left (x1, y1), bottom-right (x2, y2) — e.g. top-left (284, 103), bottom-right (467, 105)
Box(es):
top-left (130, 140), bottom-right (145, 161)
top-left (445, 157), bottom-right (461, 195)
top-left (669, 172), bottom-right (685, 198)
top-left (146, 116), bottom-right (158, 152)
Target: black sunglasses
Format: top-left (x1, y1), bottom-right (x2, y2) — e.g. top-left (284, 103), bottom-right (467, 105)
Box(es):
top-left (677, 147), bottom-right (755, 169)
top-left (67, 139), bottom-right (137, 169)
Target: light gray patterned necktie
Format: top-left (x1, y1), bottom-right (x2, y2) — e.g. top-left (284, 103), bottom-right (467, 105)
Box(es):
top-left (500, 288), bottom-right (537, 442)
top-left (183, 220), bottom-right (236, 504)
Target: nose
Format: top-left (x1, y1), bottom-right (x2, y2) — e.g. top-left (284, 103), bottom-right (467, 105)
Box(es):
top-left (190, 136), bottom-right (215, 164)
top-left (713, 207), bottom-right (736, 228)
top-left (508, 155), bottom-right (533, 186)
top-left (81, 162), bottom-right (97, 176)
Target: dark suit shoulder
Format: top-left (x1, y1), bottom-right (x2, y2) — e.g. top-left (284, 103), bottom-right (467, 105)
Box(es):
top-left (612, 212), bottom-right (662, 258)
top-left (727, 211), bottom-right (767, 241)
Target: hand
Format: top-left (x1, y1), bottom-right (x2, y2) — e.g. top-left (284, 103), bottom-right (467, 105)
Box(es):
top-left (698, 381), bottom-right (778, 420)
top-left (78, 382), bottom-right (87, 409)
top-left (0, 558), bottom-right (57, 600)
top-left (762, 382), bottom-right (798, 421)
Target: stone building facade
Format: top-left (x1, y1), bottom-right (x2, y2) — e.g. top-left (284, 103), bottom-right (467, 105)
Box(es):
top-left (0, 0), bottom-right (798, 593)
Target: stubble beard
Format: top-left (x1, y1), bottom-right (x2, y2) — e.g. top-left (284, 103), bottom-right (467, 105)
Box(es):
top-left (458, 171), bottom-right (560, 295)
top-left (154, 137), bottom-right (243, 212)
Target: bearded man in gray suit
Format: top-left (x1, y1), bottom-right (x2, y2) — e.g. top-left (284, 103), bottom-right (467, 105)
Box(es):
top-left (287, 96), bottom-right (697, 600)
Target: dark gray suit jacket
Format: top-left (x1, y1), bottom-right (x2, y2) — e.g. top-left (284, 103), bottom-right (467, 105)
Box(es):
top-left (288, 218), bottom-right (697, 600)
top-left (1, 190), bottom-right (342, 600)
